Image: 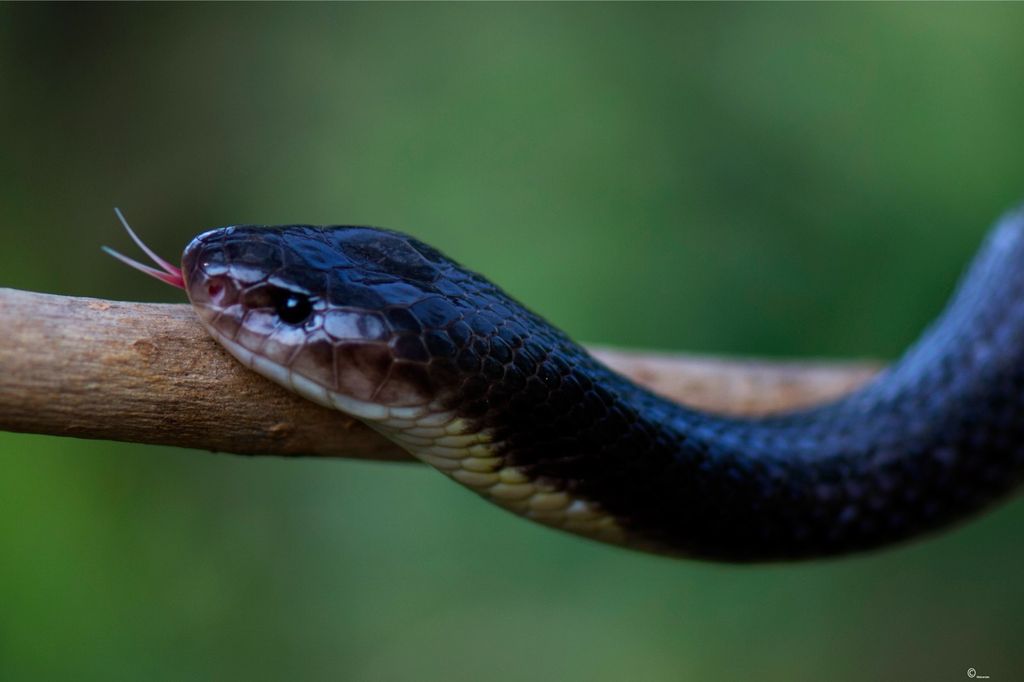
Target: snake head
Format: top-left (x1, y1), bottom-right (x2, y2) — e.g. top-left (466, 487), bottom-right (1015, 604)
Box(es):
top-left (180, 224), bottom-right (473, 422)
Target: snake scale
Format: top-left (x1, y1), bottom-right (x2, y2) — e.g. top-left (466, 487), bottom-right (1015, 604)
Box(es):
top-left (106, 206), bottom-right (1024, 561)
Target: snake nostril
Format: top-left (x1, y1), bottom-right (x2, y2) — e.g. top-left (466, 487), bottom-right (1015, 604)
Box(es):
top-left (207, 280), bottom-right (225, 304)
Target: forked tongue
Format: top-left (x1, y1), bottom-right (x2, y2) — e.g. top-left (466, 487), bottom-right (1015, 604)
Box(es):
top-left (101, 208), bottom-right (186, 289)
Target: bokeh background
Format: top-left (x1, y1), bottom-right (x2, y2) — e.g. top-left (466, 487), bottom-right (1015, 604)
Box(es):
top-left (2, 4), bottom-right (1023, 681)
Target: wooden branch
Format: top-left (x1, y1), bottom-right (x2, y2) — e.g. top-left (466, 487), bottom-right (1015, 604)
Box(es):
top-left (0, 287), bottom-right (881, 462)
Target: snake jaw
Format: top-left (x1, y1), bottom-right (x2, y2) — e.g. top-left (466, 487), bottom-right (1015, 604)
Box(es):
top-left (102, 208), bottom-right (186, 290)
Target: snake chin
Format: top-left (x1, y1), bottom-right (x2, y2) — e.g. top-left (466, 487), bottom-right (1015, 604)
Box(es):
top-left (206, 329), bottom-right (433, 422)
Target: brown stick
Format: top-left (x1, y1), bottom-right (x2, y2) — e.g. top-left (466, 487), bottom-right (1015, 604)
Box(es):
top-left (0, 287), bottom-right (881, 462)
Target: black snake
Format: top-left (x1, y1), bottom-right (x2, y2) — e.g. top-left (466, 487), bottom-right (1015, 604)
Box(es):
top-left (105, 206), bottom-right (1024, 561)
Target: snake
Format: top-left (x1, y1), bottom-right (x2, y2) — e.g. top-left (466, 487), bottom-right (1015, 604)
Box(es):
top-left (104, 206), bottom-right (1024, 561)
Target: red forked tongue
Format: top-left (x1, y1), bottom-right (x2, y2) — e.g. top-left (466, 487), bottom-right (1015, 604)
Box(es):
top-left (101, 208), bottom-right (186, 290)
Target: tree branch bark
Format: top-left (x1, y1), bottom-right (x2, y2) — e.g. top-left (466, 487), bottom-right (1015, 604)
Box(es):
top-left (0, 287), bottom-right (881, 462)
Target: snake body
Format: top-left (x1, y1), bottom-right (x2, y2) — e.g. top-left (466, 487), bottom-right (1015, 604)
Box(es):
top-left (174, 209), bottom-right (1024, 561)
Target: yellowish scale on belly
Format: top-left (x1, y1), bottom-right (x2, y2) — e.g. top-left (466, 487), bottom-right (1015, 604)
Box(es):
top-left (398, 413), bottom-right (629, 547)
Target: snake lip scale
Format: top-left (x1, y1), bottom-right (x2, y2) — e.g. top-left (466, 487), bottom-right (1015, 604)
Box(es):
top-left (106, 207), bottom-right (1024, 561)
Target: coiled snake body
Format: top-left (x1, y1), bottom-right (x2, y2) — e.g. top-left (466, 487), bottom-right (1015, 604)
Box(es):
top-left (110, 208), bottom-right (1024, 561)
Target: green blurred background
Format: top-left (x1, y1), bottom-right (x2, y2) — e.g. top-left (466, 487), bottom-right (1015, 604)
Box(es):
top-left (2, 4), bottom-right (1023, 681)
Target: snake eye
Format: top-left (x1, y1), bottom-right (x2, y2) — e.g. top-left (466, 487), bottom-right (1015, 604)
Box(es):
top-left (273, 291), bottom-right (313, 325)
